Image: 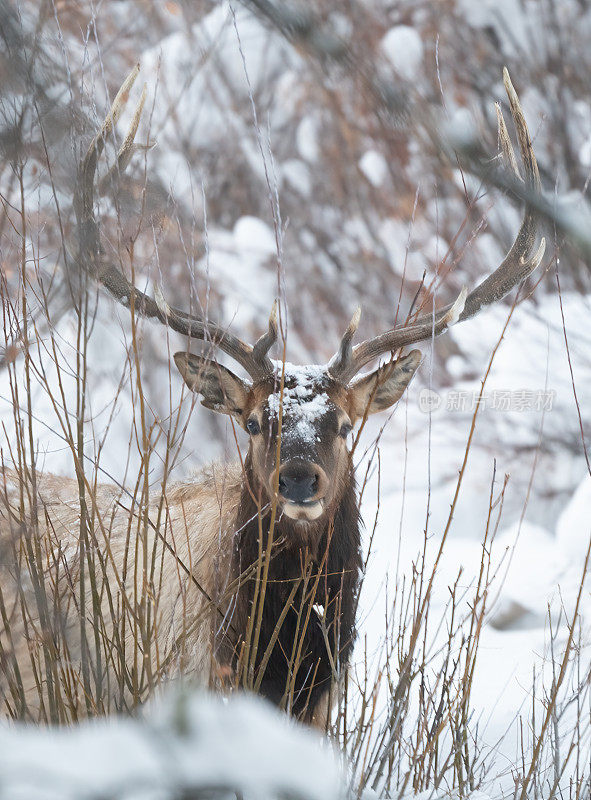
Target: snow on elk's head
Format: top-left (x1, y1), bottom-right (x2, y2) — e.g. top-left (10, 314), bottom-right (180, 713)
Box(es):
top-left (173, 307), bottom-right (422, 524)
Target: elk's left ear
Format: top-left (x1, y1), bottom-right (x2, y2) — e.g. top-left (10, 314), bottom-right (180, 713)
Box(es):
top-left (174, 352), bottom-right (250, 420)
top-left (348, 350), bottom-right (422, 419)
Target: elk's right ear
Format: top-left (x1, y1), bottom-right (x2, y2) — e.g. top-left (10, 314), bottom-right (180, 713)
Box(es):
top-left (174, 353), bottom-right (250, 420)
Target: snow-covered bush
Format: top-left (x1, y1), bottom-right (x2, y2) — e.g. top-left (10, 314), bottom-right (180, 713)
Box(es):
top-left (0, 690), bottom-right (343, 800)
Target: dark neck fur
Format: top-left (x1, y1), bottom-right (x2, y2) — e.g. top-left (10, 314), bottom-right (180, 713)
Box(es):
top-left (221, 454), bottom-right (362, 721)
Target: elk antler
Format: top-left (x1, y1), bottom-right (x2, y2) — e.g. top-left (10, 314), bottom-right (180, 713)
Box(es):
top-left (329, 68), bottom-right (546, 385)
top-left (73, 65), bottom-right (277, 382)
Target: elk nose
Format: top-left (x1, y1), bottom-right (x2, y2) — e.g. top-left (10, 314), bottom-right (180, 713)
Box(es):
top-left (278, 461), bottom-right (320, 503)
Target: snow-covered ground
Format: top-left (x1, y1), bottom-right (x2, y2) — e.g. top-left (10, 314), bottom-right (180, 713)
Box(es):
top-left (355, 291), bottom-right (590, 793)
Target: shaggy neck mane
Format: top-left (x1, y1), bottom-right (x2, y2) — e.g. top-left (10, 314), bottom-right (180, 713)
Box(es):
top-left (218, 453), bottom-right (362, 721)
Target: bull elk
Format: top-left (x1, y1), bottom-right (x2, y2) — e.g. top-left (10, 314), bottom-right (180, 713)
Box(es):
top-left (0, 68), bottom-right (544, 726)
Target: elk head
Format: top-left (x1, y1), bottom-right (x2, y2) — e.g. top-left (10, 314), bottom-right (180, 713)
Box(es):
top-left (75, 66), bottom-right (545, 527)
top-left (174, 325), bottom-right (422, 523)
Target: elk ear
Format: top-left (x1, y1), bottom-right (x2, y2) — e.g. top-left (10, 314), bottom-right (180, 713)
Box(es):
top-left (348, 350), bottom-right (421, 420)
top-left (174, 353), bottom-right (250, 420)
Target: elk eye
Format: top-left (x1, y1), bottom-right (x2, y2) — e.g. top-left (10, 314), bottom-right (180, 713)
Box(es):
top-left (339, 422), bottom-right (352, 439)
top-left (246, 418), bottom-right (261, 436)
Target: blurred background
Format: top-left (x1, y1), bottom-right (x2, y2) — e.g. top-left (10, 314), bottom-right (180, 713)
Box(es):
top-left (1, 0), bottom-right (589, 515)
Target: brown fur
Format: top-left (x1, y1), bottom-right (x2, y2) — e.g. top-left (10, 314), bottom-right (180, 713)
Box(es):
top-left (0, 465), bottom-right (240, 720)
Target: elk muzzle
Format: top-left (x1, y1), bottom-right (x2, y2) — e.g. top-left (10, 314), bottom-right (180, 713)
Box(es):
top-left (277, 459), bottom-right (328, 522)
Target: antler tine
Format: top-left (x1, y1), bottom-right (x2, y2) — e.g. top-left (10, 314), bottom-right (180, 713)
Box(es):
top-left (327, 305), bottom-right (361, 376)
top-left (329, 68), bottom-right (545, 385)
top-left (496, 100), bottom-right (521, 181)
top-left (251, 300), bottom-right (278, 367)
top-left (98, 82), bottom-right (154, 196)
top-left (74, 66), bottom-right (273, 382)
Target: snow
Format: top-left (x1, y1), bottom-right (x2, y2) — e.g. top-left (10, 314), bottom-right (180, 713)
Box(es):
top-left (0, 691), bottom-right (343, 800)
top-left (130, 3), bottom-right (298, 207)
top-left (267, 363), bottom-right (330, 444)
top-left (273, 361), bottom-right (327, 382)
top-left (201, 225), bottom-right (278, 339)
top-left (380, 26), bottom-right (424, 81)
top-left (491, 521), bottom-right (570, 626)
top-left (233, 215), bottom-right (277, 256)
top-left (359, 150), bottom-right (388, 187)
top-left (556, 474), bottom-right (591, 562)
top-left (444, 107), bottom-right (479, 154)
top-left (378, 217), bottom-right (427, 282)
top-left (579, 135), bottom-right (591, 168)
top-left (281, 158), bottom-right (312, 196)
top-left (296, 116), bottom-right (320, 163)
